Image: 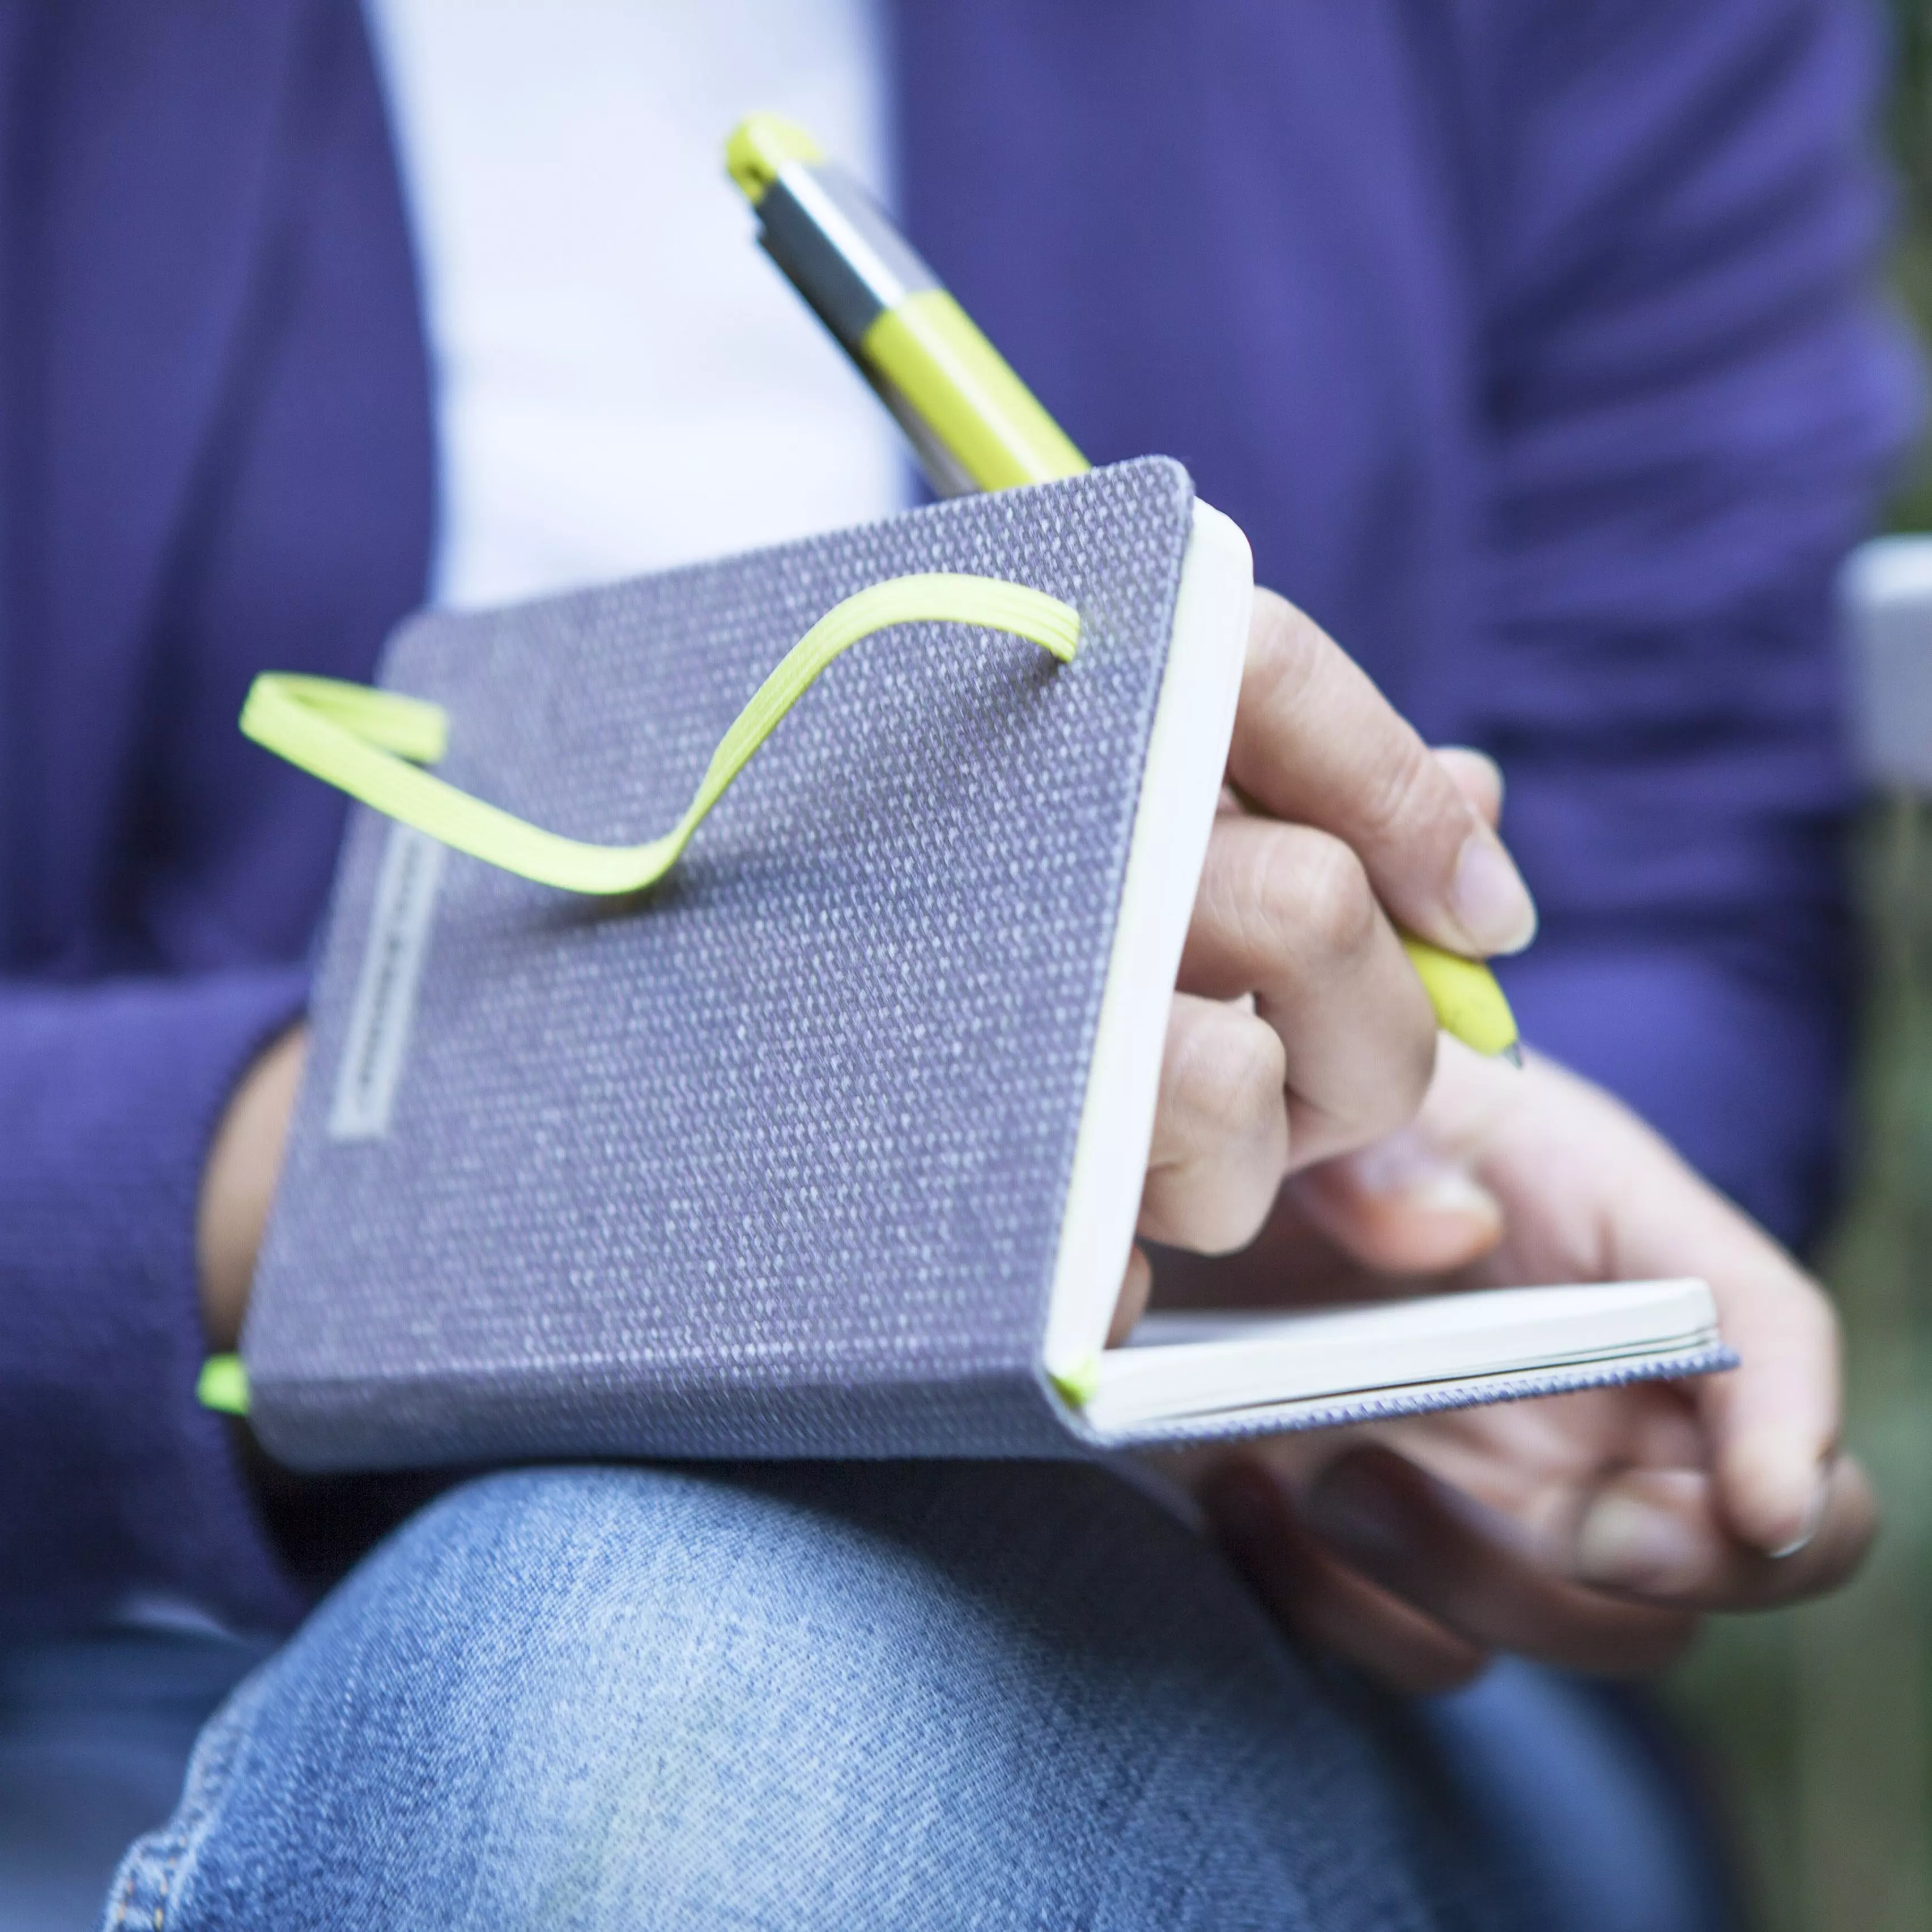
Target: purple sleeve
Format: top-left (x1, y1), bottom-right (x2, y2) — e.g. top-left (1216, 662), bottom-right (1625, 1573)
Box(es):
top-left (0, 972), bottom-right (310, 1636)
top-left (0, 0), bottom-right (433, 1632)
top-left (1467, 0), bottom-right (1921, 1239)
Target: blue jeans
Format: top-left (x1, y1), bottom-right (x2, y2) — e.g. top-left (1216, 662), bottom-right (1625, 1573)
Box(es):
top-left (0, 1625), bottom-right (272, 1932)
top-left (78, 1463), bottom-right (1734, 1931)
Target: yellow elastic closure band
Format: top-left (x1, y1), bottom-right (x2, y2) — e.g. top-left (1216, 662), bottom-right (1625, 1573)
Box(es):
top-left (198, 1354), bottom-right (250, 1417)
top-left (242, 575), bottom-right (1079, 897)
top-left (1049, 1354), bottom-right (1103, 1408)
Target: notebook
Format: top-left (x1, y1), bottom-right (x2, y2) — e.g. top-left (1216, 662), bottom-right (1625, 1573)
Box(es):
top-left (242, 459), bottom-right (1730, 1471)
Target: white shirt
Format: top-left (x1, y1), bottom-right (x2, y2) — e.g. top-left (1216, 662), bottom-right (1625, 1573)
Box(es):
top-left (364, 0), bottom-right (907, 608)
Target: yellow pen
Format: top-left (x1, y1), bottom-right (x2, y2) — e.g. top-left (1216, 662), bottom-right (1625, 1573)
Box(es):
top-left (725, 112), bottom-right (1520, 1064)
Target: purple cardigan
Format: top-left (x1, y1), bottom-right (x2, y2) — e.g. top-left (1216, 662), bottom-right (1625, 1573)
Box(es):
top-left (0, 0), bottom-right (1914, 1634)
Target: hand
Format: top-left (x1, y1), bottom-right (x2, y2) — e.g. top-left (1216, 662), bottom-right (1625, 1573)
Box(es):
top-left (1177, 1044), bottom-right (1876, 1690)
top-left (198, 1025), bottom-right (307, 1350)
top-left (1113, 588), bottom-right (1537, 1339)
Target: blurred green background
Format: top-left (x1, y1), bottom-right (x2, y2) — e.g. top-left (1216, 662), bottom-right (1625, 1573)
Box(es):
top-left (1660, 8), bottom-right (1932, 1924)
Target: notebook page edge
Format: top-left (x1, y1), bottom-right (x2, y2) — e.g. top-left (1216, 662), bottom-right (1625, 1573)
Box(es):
top-left (1040, 501), bottom-right (1254, 1387)
top-left (1082, 1277), bottom-right (1720, 1435)
top-left (1086, 1342), bottom-right (1736, 1449)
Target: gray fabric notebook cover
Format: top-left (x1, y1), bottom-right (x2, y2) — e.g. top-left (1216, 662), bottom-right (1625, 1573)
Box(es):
top-left (247, 459), bottom-right (1200, 1469)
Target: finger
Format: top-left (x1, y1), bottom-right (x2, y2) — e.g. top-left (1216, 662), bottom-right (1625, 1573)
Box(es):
top-left (1230, 591), bottom-right (1537, 958)
top-left (1180, 816), bottom-right (1437, 1166)
top-left (1139, 995), bottom-right (1290, 1253)
top-left (1461, 1052), bottom-right (1844, 1559)
top-left (1305, 1447), bottom-right (1698, 1676)
top-left (1356, 1383), bottom-right (1703, 1540)
top-left (1108, 1244), bottom-right (1154, 1346)
top-left (1198, 1457), bottom-right (1487, 1695)
top-left (1698, 1254), bottom-right (1842, 1556)
top-left (1559, 1064), bottom-right (1845, 1555)
top-left (1290, 1129), bottom-right (1504, 1275)
top-left (1569, 1458), bottom-right (1877, 1610)
top-left (1432, 747), bottom-right (1503, 831)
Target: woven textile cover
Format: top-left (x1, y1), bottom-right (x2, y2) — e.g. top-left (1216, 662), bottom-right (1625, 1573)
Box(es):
top-left (246, 459), bottom-right (1197, 1469)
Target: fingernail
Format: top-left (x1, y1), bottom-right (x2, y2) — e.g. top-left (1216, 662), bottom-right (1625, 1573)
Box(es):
top-left (1347, 1133), bottom-right (1437, 1194)
top-left (1450, 833), bottom-right (1538, 957)
top-left (1575, 1492), bottom-right (1708, 1592)
top-left (1730, 1431), bottom-right (1830, 1556)
top-left (1769, 1475), bottom-right (1828, 1560)
top-left (1357, 1152), bottom-right (1500, 1226)
top-left (1406, 1169), bottom-right (1500, 1220)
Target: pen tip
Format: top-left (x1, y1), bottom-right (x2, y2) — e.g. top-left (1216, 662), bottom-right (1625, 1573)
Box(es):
top-left (1498, 1041), bottom-right (1524, 1069)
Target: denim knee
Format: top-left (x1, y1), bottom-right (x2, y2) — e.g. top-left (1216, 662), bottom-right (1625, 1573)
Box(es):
top-left (106, 1462), bottom-right (1474, 1931)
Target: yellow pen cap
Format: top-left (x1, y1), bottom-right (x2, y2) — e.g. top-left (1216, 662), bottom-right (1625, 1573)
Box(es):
top-left (726, 113), bottom-right (825, 206)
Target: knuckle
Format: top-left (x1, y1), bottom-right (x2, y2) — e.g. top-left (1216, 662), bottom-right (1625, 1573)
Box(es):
top-left (1245, 589), bottom-right (1327, 710)
top-left (1222, 1016), bottom-right (1290, 1142)
top-left (1175, 1004), bottom-right (1287, 1144)
top-left (1168, 1172), bottom-right (1278, 1257)
top-left (1354, 735), bottom-right (1448, 853)
top-left (1261, 829), bottom-right (1378, 963)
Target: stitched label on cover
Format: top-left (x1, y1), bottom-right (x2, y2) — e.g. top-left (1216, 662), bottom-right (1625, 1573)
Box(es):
top-left (328, 824), bottom-right (445, 1141)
